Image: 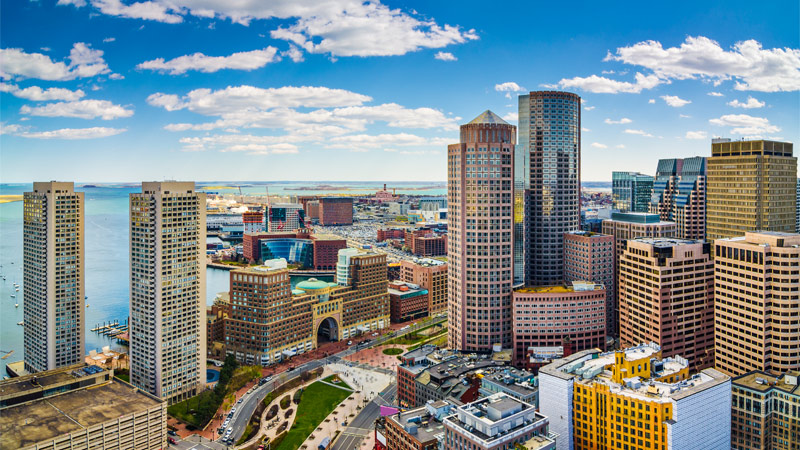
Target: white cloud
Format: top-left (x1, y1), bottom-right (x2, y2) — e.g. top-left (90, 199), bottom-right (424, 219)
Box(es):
top-left (502, 112), bottom-right (518, 122)
top-left (660, 95), bottom-right (691, 107)
top-left (137, 47), bottom-right (280, 75)
top-left (604, 117), bottom-right (632, 124)
top-left (108, 73), bottom-right (124, 80)
top-left (91, 0), bottom-right (183, 23)
top-left (590, 142), bottom-right (608, 148)
top-left (615, 144), bottom-right (625, 149)
top-left (148, 85), bottom-right (371, 114)
top-left (581, 127), bottom-right (590, 132)
top-left (624, 129), bottom-right (654, 137)
top-left (727, 96), bottom-right (765, 109)
top-left (556, 72), bottom-right (663, 94)
top-left (648, 99), bottom-right (656, 104)
top-left (0, 123), bottom-right (26, 135)
top-left (281, 46), bottom-right (304, 62)
top-left (495, 81), bottom-right (526, 99)
top-left (0, 83), bottom-right (85, 101)
top-left (57, 0), bottom-right (87, 6)
top-left (679, 114), bottom-right (692, 118)
top-left (16, 126), bottom-right (126, 139)
top-left (326, 133), bottom-right (451, 149)
top-left (434, 51), bottom-right (457, 61)
top-left (332, 103), bottom-right (458, 130)
top-left (20, 99), bottom-right (133, 120)
top-left (221, 143), bottom-right (299, 155)
top-left (685, 131), bottom-right (707, 139)
top-left (709, 114), bottom-right (780, 135)
top-left (0, 43), bottom-right (110, 81)
top-left (103, 37), bottom-right (116, 43)
top-left (605, 36), bottom-right (800, 92)
top-left (708, 91), bottom-right (724, 97)
top-left (584, 106), bottom-right (595, 111)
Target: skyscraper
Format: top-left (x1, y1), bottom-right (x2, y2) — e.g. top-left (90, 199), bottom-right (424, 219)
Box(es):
top-left (563, 231), bottom-right (614, 340)
top-left (618, 238), bottom-right (715, 369)
top-left (796, 178), bottom-right (800, 232)
top-left (650, 157), bottom-right (707, 240)
top-left (612, 171), bottom-right (654, 213)
top-left (22, 181), bottom-right (84, 373)
top-left (714, 231), bottom-right (800, 376)
top-left (130, 181), bottom-right (206, 403)
top-left (516, 91), bottom-right (581, 286)
top-left (448, 110), bottom-right (515, 351)
top-left (707, 139), bottom-right (797, 242)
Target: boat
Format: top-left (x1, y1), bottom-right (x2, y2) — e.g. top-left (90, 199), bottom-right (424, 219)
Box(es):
top-left (15, 302), bottom-right (19, 308)
top-left (86, 304), bottom-right (90, 308)
top-left (15, 288), bottom-right (19, 292)
top-left (17, 321), bottom-right (23, 326)
top-left (10, 294), bottom-right (16, 298)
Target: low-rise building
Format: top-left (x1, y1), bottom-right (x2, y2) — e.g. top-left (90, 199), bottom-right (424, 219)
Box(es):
top-left (0, 364), bottom-right (166, 450)
top-left (406, 229), bottom-right (447, 256)
top-left (383, 400), bottom-right (453, 450)
top-left (242, 231), bottom-right (346, 269)
top-left (378, 227), bottom-right (406, 242)
top-left (442, 394), bottom-right (556, 450)
top-left (539, 343), bottom-right (731, 450)
top-left (731, 370), bottom-right (800, 450)
top-left (389, 281), bottom-right (430, 323)
top-left (512, 282), bottom-right (606, 367)
top-left (479, 367), bottom-right (538, 407)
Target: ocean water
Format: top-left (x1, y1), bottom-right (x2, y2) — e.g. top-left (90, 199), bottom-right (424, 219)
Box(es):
top-left (0, 182), bottom-right (442, 374)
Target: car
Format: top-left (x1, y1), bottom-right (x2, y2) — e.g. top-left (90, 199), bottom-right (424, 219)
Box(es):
top-left (167, 430), bottom-right (177, 436)
top-left (347, 340), bottom-right (352, 345)
top-left (168, 437), bottom-right (177, 445)
top-left (225, 427), bottom-right (233, 435)
top-left (231, 407), bottom-right (237, 413)
top-left (266, 375), bottom-right (273, 382)
top-left (237, 398), bottom-right (243, 404)
top-left (287, 366), bottom-right (294, 372)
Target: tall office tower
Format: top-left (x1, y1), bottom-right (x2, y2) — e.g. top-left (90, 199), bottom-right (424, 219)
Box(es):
top-left (612, 171), bottom-right (654, 212)
top-left (516, 92), bottom-right (581, 286)
top-left (707, 139), bottom-right (797, 242)
top-left (601, 212), bottom-right (676, 337)
top-left (447, 110), bottom-right (515, 351)
top-left (796, 178), bottom-right (800, 232)
top-left (618, 238), bottom-right (715, 369)
top-left (22, 181), bottom-right (84, 373)
top-left (130, 181), bottom-right (206, 403)
top-left (266, 203), bottom-right (305, 231)
top-left (714, 231), bottom-right (800, 376)
top-left (563, 231), bottom-right (614, 339)
top-left (650, 157), bottom-right (707, 240)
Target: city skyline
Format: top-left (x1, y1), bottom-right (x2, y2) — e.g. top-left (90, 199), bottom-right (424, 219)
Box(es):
top-left (1, 0), bottom-right (798, 183)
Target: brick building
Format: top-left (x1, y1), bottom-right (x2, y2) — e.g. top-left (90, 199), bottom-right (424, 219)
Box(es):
top-left (389, 281), bottom-right (429, 323)
top-left (731, 370), bottom-right (800, 450)
top-left (400, 259), bottom-right (448, 316)
top-left (242, 230), bottom-right (345, 269)
top-left (563, 231), bottom-right (614, 339)
top-left (319, 197), bottom-right (354, 225)
top-left (405, 229), bottom-right (447, 256)
top-left (378, 228), bottom-right (406, 242)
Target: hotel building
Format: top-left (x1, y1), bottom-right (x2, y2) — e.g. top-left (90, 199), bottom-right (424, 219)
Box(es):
top-left (649, 157), bottom-right (707, 240)
top-left (225, 250), bottom-right (389, 365)
top-left (400, 258), bottom-right (448, 316)
top-left (447, 110), bottom-right (515, 351)
top-left (442, 394), bottom-right (556, 450)
top-left (563, 231), bottom-right (614, 339)
top-left (714, 231), bottom-right (800, 376)
top-left (612, 171), bottom-right (654, 213)
top-left (618, 238), bottom-right (715, 369)
top-left (731, 370), bottom-right (800, 450)
top-left (512, 282), bottom-right (606, 367)
top-left (707, 139), bottom-right (797, 242)
top-left (0, 364), bottom-right (166, 450)
top-left (129, 181), bottom-right (206, 403)
top-left (516, 91), bottom-right (581, 286)
top-left (22, 181), bottom-right (85, 373)
top-left (539, 344), bottom-right (731, 450)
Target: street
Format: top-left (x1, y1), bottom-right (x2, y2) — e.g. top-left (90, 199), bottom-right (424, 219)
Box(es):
top-left (331, 382), bottom-right (397, 450)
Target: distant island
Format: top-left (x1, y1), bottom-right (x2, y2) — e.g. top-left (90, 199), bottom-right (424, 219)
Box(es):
top-left (0, 195), bottom-right (23, 204)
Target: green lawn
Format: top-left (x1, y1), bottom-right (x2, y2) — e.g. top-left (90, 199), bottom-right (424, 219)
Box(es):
top-left (382, 347), bottom-right (403, 355)
top-left (274, 380), bottom-right (352, 450)
top-left (115, 373), bottom-right (130, 383)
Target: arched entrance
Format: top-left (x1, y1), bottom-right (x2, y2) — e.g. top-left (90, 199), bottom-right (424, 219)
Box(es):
top-left (317, 317), bottom-right (339, 345)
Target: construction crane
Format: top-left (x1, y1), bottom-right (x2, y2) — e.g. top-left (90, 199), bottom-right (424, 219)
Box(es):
top-left (238, 186), bottom-right (244, 203)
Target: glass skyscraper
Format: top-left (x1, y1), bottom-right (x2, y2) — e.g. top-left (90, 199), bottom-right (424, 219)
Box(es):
top-left (516, 91), bottom-right (581, 287)
top-left (612, 171), bottom-right (654, 213)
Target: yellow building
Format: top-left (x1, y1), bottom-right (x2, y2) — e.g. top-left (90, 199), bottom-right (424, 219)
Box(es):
top-left (539, 343), bottom-right (731, 450)
top-left (707, 139), bottom-right (796, 242)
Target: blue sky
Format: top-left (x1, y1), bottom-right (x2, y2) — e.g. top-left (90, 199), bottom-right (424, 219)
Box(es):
top-left (1, 0), bottom-right (798, 182)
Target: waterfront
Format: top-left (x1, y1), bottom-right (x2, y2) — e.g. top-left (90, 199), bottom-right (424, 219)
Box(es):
top-left (0, 182), bottom-right (440, 374)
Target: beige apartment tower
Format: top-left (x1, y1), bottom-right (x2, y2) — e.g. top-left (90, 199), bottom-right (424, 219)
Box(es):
top-left (23, 181), bottom-right (85, 373)
top-left (130, 181), bottom-right (207, 403)
top-left (618, 238), bottom-right (715, 369)
top-left (714, 231), bottom-right (800, 377)
top-left (707, 139), bottom-right (797, 242)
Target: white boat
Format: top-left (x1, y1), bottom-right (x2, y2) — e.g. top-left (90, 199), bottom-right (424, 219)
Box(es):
top-left (15, 288), bottom-right (19, 292)
top-left (10, 294), bottom-right (16, 298)
top-left (15, 303), bottom-right (18, 308)
top-left (17, 321), bottom-right (23, 326)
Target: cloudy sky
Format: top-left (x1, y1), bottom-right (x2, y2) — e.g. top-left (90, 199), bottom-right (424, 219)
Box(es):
top-left (1, 0), bottom-right (798, 182)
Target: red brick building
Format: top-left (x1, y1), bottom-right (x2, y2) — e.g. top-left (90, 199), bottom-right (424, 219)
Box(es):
top-left (400, 259), bottom-right (447, 316)
top-left (319, 197), bottom-right (353, 225)
top-left (389, 281), bottom-right (429, 323)
top-left (405, 229), bottom-right (447, 256)
top-left (242, 230), bottom-right (345, 270)
top-left (377, 228), bottom-right (406, 242)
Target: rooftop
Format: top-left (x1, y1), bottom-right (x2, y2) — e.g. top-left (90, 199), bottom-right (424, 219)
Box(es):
top-left (608, 212), bottom-right (675, 225)
top-left (0, 379), bottom-right (162, 449)
top-left (632, 237), bottom-right (703, 248)
top-left (468, 110), bottom-right (510, 125)
top-left (515, 282), bottom-right (603, 294)
top-left (733, 371), bottom-right (800, 395)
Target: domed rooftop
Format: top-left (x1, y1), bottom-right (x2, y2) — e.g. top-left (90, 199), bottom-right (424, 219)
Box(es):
top-left (468, 110), bottom-right (509, 125)
top-left (295, 278), bottom-right (331, 291)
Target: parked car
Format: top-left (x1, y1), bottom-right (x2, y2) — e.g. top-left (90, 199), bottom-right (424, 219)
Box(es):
top-left (266, 376), bottom-right (273, 382)
top-left (167, 430), bottom-right (177, 436)
top-left (167, 437), bottom-right (177, 445)
top-left (237, 398), bottom-right (243, 404)
top-left (347, 340), bottom-right (353, 345)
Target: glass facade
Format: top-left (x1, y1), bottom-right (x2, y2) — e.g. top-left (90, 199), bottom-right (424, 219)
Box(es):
top-left (612, 171), bottom-right (654, 213)
top-left (260, 238), bottom-right (314, 268)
